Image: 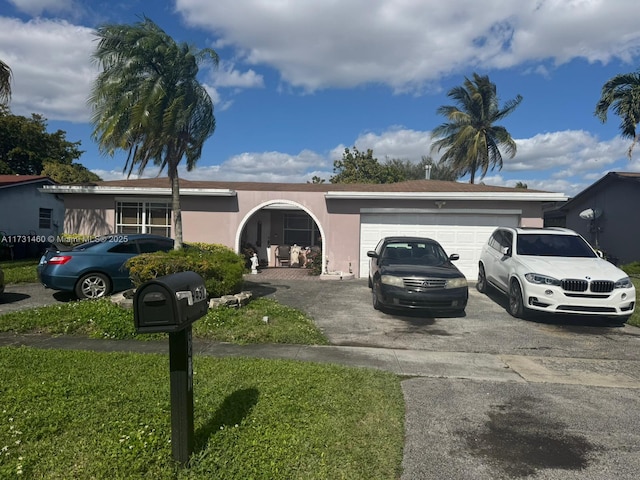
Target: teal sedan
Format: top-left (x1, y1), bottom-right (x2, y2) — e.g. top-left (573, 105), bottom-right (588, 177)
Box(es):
top-left (37, 234), bottom-right (174, 300)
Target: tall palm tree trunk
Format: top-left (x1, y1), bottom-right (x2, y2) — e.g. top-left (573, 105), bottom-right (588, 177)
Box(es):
top-left (168, 163), bottom-right (183, 250)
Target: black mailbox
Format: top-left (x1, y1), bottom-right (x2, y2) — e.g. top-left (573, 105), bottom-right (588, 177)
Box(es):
top-left (134, 271), bottom-right (208, 333)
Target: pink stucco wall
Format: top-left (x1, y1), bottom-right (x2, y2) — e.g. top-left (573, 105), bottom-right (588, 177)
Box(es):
top-left (63, 191), bottom-right (545, 277)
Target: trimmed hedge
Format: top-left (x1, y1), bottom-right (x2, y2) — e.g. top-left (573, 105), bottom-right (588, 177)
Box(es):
top-left (126, 243), bottom-right (245, 298)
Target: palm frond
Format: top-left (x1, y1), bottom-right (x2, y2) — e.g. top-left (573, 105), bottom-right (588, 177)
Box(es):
top-left (430, 73), bottom-right (521, 183)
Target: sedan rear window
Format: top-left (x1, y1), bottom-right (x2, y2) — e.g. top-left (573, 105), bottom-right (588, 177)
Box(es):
top-left (516, 234), bottom-right (597, 258)
top-left (71, 240), bottom-right (103, 251)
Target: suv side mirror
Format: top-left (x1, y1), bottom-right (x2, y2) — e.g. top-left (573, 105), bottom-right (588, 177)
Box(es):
top-left (501, 246), bottom-right (511, 257)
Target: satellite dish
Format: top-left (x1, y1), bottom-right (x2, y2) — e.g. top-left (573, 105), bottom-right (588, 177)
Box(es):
top-left (579, 208), bottom-right (602, 220)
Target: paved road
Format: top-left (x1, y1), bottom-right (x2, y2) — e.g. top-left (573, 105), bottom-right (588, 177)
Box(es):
top-left (3, 279), bottom-right (640, 479)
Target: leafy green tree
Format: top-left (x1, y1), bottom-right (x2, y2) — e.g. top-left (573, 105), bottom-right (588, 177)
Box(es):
top-left (89, 17), bottom-right (218, 249)
top-left (595, 68), bottom-right (640, 159)
top-left (331, 147), bottom-right (382, 183)
top-left (308, 175), bottom-right (326, 184)
top-left (514, 181), bottom-right (528, 189)
top-left (0, 106), bottom-right (86, 176)
top-left (41, 161), bottom-right (101, 183)
top-left (331, 147), bottom-right (404, 184)
top-left (0, 59), bottom-right (11, 105)
top-left (385, 156), bottom-right (459, 181)
top-left (431, 73), bottom-right (522, 184)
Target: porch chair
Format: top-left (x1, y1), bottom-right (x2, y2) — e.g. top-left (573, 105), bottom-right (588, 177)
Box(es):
top-left (275, 245), bottom-right (291, 267)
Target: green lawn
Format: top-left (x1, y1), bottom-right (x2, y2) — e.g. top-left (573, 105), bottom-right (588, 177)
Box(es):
top-left (0, 348), bottom-right (404, 479)
top-left (0, 260), bottom-right (403, 479)
top-left (0, 297), bottom-right (329, 345)
top-left (0, 259), bottom-right (39, 284)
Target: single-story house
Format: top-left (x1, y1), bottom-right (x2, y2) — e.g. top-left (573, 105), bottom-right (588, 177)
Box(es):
top-left (41, 178), bottom-right (567, 280)
top-left (0, 175), bottom-right (64, 259)
top-left (544, 171), bottom-right (640, 265)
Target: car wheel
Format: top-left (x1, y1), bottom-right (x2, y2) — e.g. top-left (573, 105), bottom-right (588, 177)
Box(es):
top-left (372, 282), bottom-right (381, 311)
top-left (476, 264), bottom-right (487, 294)
top-left (508, 280), bottom-right (526, 318)
top-left (75, 273), bottom-right (111, 300)
top-left (368, 276), bottom-right (372, 289)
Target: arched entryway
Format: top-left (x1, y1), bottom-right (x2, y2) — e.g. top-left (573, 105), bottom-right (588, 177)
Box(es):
top-left (235, 200), bottom-right (326, 271)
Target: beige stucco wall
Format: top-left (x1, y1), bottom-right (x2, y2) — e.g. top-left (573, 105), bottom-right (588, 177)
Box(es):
top-left (62, 190), bottom-right (545, 277)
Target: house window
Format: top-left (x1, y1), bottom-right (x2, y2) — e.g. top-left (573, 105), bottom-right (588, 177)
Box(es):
top-left (284, 213), bottom-right (314, 246)
top-left (39, 208), bottom-right (52, 229)
top-left (116, 201), bottom-right (171, 236)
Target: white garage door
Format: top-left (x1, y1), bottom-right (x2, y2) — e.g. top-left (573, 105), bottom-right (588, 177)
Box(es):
top-left (359, 212), bottom-right (520, 280)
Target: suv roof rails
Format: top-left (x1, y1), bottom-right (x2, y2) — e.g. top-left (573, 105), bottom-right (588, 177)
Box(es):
top-left (543, 227), bottom-right (575, 233)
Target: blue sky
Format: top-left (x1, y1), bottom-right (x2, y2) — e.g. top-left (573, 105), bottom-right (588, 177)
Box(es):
top-left (1, 0), bottom-right (639, 196)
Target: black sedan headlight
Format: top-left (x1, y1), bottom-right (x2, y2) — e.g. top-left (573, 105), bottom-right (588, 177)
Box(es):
top-left (445, 277), bottom-right (467, 289)
top-left (381, 275), bottom-right (404, 287)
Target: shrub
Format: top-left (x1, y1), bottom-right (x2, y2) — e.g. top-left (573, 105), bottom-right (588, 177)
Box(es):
top-left (305, 249), bottom-right (323, 276)
top-left (126, 243), bottom-right (245, 298)
top-left (240, 242), bottom-right (257, 269)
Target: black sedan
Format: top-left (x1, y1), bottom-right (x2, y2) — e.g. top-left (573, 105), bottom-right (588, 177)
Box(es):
top-left (367, 236), bottom-right (468, 313)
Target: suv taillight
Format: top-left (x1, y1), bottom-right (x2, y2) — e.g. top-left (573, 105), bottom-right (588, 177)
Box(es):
top-left (48, 255), bottom-right (72, 265)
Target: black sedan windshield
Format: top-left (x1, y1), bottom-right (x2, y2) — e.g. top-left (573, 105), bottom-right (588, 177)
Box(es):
top-left (382, 241), bottom-right (449, 266)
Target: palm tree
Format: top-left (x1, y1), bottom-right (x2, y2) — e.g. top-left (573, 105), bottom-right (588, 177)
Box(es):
top-left (431, 73), bottom-right (522, 184)
top-left (0, 59), bottom-right (12, 105)
top-left (595, 69), bottom-right (640, 159)
top-left (88, 17), bottom-right (218, 248)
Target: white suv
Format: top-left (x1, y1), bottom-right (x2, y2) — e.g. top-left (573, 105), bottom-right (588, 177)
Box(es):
top-left (477, 227), bottom-right (635, 322)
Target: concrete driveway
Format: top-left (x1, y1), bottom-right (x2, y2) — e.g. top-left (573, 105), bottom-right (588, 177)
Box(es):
top-left (246, 276), bottom-right (640, 479)
top-left (247, 276), bottom-right (640, 359)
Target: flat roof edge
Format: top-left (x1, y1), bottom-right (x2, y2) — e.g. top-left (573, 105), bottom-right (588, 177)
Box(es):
top-left (39, 185), bottom-right (237, 196)
top-left (325, 191), bottom-right (568, 201)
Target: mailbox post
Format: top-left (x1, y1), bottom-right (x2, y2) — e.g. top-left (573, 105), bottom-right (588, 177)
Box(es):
top-left (169, 326), bottom-right (194, 464)
top-left (133, 271), bottom-right (208, 465)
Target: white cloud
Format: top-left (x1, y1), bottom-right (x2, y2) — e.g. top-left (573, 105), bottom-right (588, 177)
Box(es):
top-left (96, 149), bottom-right (331, 184)
top-left (0, 17), bottom-right (96, 122)
top-left (0, 17), bottom-right (259, 122)
top-left (508, 131), bottom-right (628, 173)
top-left (91, 126), bottom-right (640, 197)
top-left (176, 0), bottom-right (640, 92)
top-left (211, 60), bottom-right (264, 89)
top-left (8, 0), bottom-right (75, 16)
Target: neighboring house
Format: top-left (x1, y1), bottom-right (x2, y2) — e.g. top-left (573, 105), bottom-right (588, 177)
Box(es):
top-left (544, 172), bottom-right (640, 265)
top-left (41, 178), bottom-right (567, 279)
top-left (0, 175), bottom-right (63, 259)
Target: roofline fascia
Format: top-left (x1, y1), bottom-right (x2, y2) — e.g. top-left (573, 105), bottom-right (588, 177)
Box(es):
top-left (0, 178), bottom-right (55, 190)
top-left (561, 171), bottom-right (640, 208)
top-left (39, 185), bottom-right (237, 197)
top-left (325, 191), bottom-right (568, 202)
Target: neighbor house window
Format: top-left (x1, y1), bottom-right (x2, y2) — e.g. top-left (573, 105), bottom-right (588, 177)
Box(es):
top-left (39, 208), bottom-right (52, 229)
top-left (115, 201), bottom-right (171, 236)
top-left (284, 213), bottom-right (314, 246)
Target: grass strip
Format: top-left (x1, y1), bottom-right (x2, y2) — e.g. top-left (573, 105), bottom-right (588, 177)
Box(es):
top-left (0, 297), bottom-right (328, 345)
top-left (0, 347), bottom-right (404, 479)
